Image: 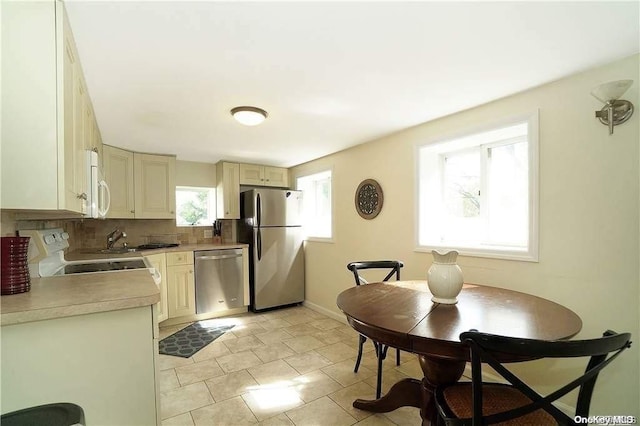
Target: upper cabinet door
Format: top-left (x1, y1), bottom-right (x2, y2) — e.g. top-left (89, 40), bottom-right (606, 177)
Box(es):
top-left (62, 22), bottom-right (85, 214)
top-left (239, 164), bottom-right (289, 188)
top-left (216, 162), bottom-right (240, 219)
top-left (239, 163), bottom-right (264, 186)
top-left (134, 153), bottom-right (176, 219)
top-left (2, 1), bottom-right (99, 214)
top-left (103, 145), bottom-right (135, 218)
top-left (264, 166), bottom-right (289, 188)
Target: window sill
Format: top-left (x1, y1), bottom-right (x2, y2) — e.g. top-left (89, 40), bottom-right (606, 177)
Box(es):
top-left (304, 237), bottom-right (334, 244)
top-left (415, 244), bottom-right (538, 262)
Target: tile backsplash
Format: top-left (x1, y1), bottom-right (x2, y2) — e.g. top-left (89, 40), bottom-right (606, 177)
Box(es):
top-left (2, 212), bottom-right (235, 251)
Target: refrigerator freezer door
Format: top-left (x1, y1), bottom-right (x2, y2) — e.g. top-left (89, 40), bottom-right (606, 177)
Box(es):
top-left (243, 189), bottom-right (302, 227)
top-left (252, 226), bottom-right (304, 310)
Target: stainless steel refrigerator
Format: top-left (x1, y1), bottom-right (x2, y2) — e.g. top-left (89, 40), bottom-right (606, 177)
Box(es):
top-left (238, 188), bottom-right (305, 311)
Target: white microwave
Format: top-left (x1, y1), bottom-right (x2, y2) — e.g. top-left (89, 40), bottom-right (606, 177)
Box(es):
top-left (86, 150), bottom-right (111, 218)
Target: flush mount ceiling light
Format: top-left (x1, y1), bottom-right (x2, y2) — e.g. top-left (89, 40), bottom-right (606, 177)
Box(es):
top-left (230, 106), bottom-right (268, 126)
top-left (591, 80), bottom-right (634, 135)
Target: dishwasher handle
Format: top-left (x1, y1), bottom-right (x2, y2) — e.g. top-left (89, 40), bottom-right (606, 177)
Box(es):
top-left (196, 254), bottom-right (242, 261)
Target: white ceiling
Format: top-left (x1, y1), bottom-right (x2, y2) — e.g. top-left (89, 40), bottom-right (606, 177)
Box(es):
top-left (64, 1), bottom-right (639, 168)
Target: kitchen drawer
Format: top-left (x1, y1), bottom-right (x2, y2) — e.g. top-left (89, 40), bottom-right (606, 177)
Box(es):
top-left (166, 251), bottom-right (193, 266)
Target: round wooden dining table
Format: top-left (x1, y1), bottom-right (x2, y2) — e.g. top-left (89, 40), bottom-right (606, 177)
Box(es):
top-left (336, 281), bottom-right (582, 425)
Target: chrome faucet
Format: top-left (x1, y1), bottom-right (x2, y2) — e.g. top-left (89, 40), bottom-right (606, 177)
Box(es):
top-left (106, 228), bottom-right (127, 249)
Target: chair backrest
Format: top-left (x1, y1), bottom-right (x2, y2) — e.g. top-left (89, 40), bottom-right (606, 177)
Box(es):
top-left (346, 260), bottom-right (404, 285)
top-left (460, 329), bottom-right (632, 425)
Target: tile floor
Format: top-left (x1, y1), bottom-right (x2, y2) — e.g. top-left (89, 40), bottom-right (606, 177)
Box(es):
top-left (158, 305), bottom-right (425, 425)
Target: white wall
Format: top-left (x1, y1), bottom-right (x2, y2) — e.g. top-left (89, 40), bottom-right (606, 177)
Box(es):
top-left (292, 54), bottom-right (639, 415)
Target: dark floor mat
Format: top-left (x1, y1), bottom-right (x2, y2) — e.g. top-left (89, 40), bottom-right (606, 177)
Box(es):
top-left (159, 322), bottom-right (234, 358)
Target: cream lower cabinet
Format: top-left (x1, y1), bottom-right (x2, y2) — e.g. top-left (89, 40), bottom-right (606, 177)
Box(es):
top-left (166, 251), bottom-right (196, 318)
top-left (145, 253), bottom-right (168, 323)
top-left (1, 307), bottom-right (158, 425)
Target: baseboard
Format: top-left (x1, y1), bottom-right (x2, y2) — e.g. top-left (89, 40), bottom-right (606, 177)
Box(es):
top-left (463, 365), bottom-right (575, 416)
top-left (302, 300), bottom-right (348, 324)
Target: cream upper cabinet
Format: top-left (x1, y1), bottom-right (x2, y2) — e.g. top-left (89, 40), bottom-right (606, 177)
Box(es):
top-left (1, 1), bottom-right (97, 213)
top-left (264, 166), bottom-right (289, 187)
top-left (134, 153), bottom-right (176, 219)
top-left (145, 253), bottom-right (168, 323)
top-left (216, 162), bottom-right (240, 219)
top-left (63, 20), bottom-right (85, 213)
top-left (103, 147), bottom-right (175, 219)
top-left (103, 145), bottom-right (135, 218)
top-left (166, 252), bottom-right (195, 319)
top-left (239, 163), bottom-right (289, 188)
top-left (239, 163), bottom-right (264, 186)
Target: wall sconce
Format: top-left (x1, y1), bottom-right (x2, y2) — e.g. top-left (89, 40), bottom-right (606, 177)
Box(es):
top-left (591, 80), bottom-right (634, 135)
top-left (231, 106), bottom-right (268, 126)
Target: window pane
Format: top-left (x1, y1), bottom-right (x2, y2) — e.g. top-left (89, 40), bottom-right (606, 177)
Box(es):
top-left (442, 149), bottom-right (481, 244)
top-left (487, 141), bottom-right (528, 247)
top-left (297, 170), bottom-right (332, 239)
top-left (176, 187), bottom-right (215, 226)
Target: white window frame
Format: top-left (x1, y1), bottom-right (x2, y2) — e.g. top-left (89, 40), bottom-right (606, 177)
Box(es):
top-left (296, 168), bottom-right (334, 242)
top-left (175, 186), bottom-right (216, 227)
top-left (416, 111), bottom-right (539, 261)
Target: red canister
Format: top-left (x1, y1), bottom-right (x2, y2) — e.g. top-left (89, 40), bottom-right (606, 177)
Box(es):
top-left (1, 236), bottom-right (31, 295)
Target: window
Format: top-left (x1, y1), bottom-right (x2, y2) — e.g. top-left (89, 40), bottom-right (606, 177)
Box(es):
top-left (418, 113), bottom-right (538, 261)
top-left (175, 186), bottom-right (216, 226)
top-left (296, 170), bottom-right (332, 239)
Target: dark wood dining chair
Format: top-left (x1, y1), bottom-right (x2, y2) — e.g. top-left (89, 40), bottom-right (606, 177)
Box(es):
top-left (434, 329), bottom-right (632, 425)
top-left (346, 260), bottom-right (404, 399)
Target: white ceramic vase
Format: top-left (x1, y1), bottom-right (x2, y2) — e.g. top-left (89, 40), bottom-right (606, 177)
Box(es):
top-left (427, 250), bottom-right (463, 304)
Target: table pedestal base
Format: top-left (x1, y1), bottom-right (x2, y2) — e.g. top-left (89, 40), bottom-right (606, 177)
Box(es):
top-left (352, 355), bottom-right (466, 426)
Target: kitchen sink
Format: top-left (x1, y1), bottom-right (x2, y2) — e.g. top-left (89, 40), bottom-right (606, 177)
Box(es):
top-left (97, 247), bottom-right (140, 254)
top-left (94, 243), bottom-right (179, 254)
top-left (60, 259), bottom-right (148, 275)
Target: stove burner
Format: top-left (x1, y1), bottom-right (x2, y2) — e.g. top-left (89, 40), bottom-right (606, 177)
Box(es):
top-left (135, 243), bottom-right (180, 250)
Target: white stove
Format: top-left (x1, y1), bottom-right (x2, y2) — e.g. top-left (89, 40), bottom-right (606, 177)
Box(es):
top-left (18, 228), bottom-right (160, 284)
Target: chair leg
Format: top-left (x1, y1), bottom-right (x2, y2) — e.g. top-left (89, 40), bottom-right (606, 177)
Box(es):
top-left (354, 334), bottom-right (366, 373)
top-left (376, 345), bottom-right (389, 399)
top-left (396, 348), bottom-right (401, 366)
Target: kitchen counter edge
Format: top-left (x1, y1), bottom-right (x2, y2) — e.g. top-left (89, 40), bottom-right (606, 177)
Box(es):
top-left (66, 243), bottom-right (249, 261)
top-left (0, 270), bottom-right (160, 327)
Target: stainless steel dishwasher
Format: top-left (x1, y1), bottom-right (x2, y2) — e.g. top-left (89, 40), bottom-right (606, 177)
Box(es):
top-left (194, 249), bottom-right (244, 314)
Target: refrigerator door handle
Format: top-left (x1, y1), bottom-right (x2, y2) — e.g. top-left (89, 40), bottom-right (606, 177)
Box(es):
top-left (257, 228), bottom-right (262, 261)
top-left (256, 193), bottom-right (261, 228)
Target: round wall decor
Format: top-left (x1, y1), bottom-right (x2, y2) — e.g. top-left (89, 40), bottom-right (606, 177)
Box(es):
top-left (355, 179), bottom-right (383, 219)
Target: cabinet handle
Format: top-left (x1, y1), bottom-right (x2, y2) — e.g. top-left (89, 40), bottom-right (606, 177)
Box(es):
top-left (170, 210), bottom-right (174, 214)
top-left (130, 210), bottom-right (135, 213)
top-left (77, 193), bottom-right (87, 200)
